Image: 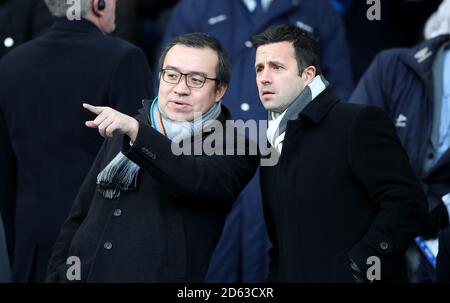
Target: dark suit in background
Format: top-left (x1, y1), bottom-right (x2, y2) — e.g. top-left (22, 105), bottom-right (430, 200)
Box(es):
top-left (0, 18), bottom-right (153, 282)
top-left (0, 0), bottom-right (53, 282)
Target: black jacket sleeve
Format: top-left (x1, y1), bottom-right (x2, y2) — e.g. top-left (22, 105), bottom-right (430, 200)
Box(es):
top-left (45, 140), bottom-right (109, 282)
top-left (347, 106), bottom-right (428, 278)
top-left (122, 121), bottom-right (259, 205)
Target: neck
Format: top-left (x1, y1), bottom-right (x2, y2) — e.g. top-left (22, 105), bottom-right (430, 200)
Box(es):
top-left (150, 97), bottom-right (222, 141)
top-left (84, 13), bottom-right (107, 34)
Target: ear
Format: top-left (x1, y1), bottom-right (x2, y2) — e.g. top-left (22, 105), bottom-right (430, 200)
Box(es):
top-left (91, 0), bottom-right (103, 17)
top-left (302, 66), bottom-right (316, 86)
top-left (214, 83), bottom-right (228, 102)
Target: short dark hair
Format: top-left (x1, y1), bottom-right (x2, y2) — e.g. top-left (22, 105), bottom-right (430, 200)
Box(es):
top-left (251, 24), bottom-right (321, 75)
top-left (159, 33), bottom-right (231, 88)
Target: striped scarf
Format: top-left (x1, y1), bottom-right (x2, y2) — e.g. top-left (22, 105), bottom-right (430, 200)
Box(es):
top-left (96, 97), bottom-right (222, 199)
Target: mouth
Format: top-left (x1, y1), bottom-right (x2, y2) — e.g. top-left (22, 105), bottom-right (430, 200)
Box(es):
top-left (262, 90), bottom-right (275, 97)
top-left (170, 100), bottom-right (191, 110)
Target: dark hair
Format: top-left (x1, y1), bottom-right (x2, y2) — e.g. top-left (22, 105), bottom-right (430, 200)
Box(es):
top-left (159, 33), bottom-right (231, 88)
top-left (251, 24), bottom-right (321, 75)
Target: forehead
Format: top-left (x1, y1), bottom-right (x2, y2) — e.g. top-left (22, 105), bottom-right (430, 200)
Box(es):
top-left (255, 41), bottom-right (296, 63)
top-left (163, 44), bottom-right (219, 74)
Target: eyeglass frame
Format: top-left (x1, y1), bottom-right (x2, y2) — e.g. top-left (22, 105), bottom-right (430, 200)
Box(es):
top-left (160, 68), bottom-right (218, 88)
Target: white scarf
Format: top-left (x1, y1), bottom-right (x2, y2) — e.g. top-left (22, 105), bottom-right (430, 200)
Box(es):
top-left (267, 75), bottom-right (329, 154)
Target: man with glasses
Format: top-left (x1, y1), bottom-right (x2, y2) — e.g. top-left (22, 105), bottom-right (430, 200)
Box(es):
top-left (161, 0), bottom-right (354, 283)
top-left (46, 33), bottom-right (259, 282)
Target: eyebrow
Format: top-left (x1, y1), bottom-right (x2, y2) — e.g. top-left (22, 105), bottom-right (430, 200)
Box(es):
top-left (255, 60), bottom-right (285, 69)
top-left (164, 65), bottom-right (209, 77)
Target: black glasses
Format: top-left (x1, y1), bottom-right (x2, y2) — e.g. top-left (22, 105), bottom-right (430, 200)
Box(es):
top-left (160, 69), bottom-right (217, 88)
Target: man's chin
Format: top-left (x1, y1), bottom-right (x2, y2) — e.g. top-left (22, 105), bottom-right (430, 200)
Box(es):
top-left (108, 24), bottom-right (116, 34)
top-left (261, 100), bottom-right (276, 111)
top-left (166, 112), bottom-right (193, 122)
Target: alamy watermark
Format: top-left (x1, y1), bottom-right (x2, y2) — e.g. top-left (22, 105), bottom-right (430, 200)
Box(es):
top-left (366, 256), bottom-right (381, 282)
top-left (367, 0), bottom-right (381, 21)
top-left (166, 112), bottom-right (279, 167)
top-left (65, 255), bottom-right (381, 282)
top-left (66, 0), bottom-right (81, 21)
top-left (66, 256), bottom-right (81, 281)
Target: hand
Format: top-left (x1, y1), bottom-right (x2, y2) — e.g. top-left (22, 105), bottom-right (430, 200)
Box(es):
top-left (83, 103), bottom-right (139, 141)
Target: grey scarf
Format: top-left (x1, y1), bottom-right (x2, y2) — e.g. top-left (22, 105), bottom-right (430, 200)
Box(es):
top-left (96, 99), bottom-right (222, 199)
top-left (267, 75), bottom-right (329, 153)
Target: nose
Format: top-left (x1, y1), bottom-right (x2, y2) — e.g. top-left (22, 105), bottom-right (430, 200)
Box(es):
top-left (259, 67), bottom-right (272, 85)
top-left (173, 74), bottom-right (190, 95)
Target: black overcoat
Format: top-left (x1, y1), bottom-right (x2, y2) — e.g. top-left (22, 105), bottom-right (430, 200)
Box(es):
top-left (260, 89), bottom-right (428, 282)
top-left (46, 106), bottom-right (259, 282)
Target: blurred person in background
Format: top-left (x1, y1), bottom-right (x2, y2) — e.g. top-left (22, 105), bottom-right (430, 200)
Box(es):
top-left (343, 0), bottom-right (441, 82)
top-left (0, 0), bottom-right (153, 282)
top-left (0, 0), bottom-right (53, 283)
top-left (350, 0), bottom-right (450, 282)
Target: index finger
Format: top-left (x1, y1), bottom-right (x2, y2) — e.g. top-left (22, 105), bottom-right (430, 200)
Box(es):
top-left (83, 103), bottom-right (106, 115)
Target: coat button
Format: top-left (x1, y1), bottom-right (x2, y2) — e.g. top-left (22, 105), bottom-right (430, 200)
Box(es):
top-left (104, 241), bottom-right (113, 250)
top-left (244, 40), bottom-right (253, 48)
top-left (3, 37), bottom-right (14, 48)
top-left (427, 152), bottom-right (434, 159)
top-left (240, 102), bottom-right (250, 111)
top-left (380, 241), bottom-right (389, 251)
top-left (113, 209), bottom-right (122, 217)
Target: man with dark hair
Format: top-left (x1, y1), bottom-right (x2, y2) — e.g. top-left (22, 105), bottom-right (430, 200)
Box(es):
top-left (46, 33), bottom-right (258, 282)
top-left (0, 0), bottom-right (153, 282)
top-left (158, 33), bottom-right (231, 89)
top-left (161, 0), bottom-right (354, 283)
top-left (254, 25), bottom-right (428, 282)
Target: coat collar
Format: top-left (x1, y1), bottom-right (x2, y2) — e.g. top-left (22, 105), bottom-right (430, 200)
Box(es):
top-left (51, 17), bottom-right (103, 35)
top-left (298, 88), bottom-right (340, 125)
top-left (399, 34), bottom-right (450, 76)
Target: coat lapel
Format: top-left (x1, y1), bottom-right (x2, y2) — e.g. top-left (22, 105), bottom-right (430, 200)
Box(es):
top-left (277, 89), bottom-right (340, 164)
top-left (298, 88), bottom-right (340, 125)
